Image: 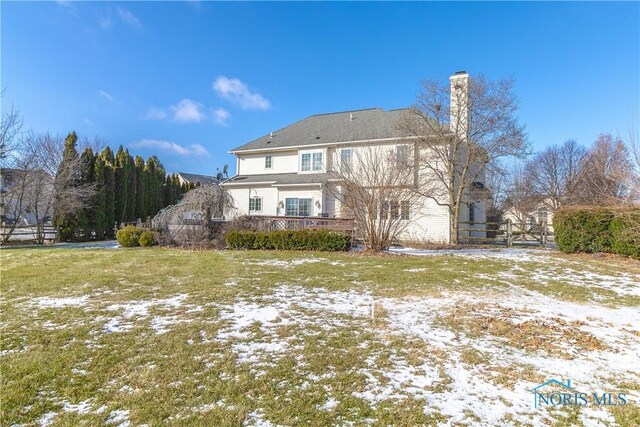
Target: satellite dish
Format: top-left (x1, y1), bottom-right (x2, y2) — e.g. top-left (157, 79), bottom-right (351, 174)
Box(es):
top-left (222, 164), bottom-right (229, 178)
top-left (216, 172), bottom-right (224, 181)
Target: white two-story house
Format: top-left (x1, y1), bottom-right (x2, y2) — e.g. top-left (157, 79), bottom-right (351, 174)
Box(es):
top-left (222, 72), bottom-right (486, 243)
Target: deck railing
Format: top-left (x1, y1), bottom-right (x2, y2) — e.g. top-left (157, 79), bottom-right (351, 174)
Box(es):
top-left (265, 216), bottom-right (355, 235)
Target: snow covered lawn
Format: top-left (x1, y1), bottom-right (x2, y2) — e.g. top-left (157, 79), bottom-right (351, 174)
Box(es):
top-left (1, 246), bottom-right (638, 426)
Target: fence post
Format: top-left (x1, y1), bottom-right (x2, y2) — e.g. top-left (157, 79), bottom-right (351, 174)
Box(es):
top-left (507, 219), bottom-right (513, 248)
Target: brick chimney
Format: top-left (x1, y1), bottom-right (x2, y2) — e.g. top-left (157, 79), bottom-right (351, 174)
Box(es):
top-left (449, 71), bottom-right (469, 139)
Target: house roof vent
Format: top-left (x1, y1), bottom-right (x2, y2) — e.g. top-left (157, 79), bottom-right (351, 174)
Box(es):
top-left (349, 113), bottom-right (354, 121)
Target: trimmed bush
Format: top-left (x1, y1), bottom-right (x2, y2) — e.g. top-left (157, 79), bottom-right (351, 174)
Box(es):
top-left (116, 225), bottom-right (144, 247)
top-left (554, 207), bottom-right (639, 259)
top-left (225, 229), bottom-right (351, 251)
top-left (139, 230), bottom-right (157, 247)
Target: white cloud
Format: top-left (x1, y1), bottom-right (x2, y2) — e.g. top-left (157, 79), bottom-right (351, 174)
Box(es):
top-left (170, 99), bottom-right (206, 123)
top-left (84, 118), bottom-right (93, 126)
top-left (99, 15), bottom-right (113, 30)
top-left (213, 108), bottom-right (231, 126)
top-left (116, 7), bottom-right (142, 31)
top-left (131, 139), bottom-right (209, 157)
top-left (212, 76), bottom-right (271, 110)
top-left (98, 90), bottom-right (114, 102)
top-left (144, 107), bottom-right (167, 120)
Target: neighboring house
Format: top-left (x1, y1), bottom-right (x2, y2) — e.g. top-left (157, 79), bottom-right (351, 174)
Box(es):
top-left (221, 72), bottom-right (487, 243)
top-left (1, 168), bottom-right (54, 225)
top-left (503, 197), bottom-right (555, 233)
top-left (176, 172), bottom-right (220, 187)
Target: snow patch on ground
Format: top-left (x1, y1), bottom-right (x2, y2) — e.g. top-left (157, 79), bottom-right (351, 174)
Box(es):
top-left (216, 286), bottom-right (372, 367)
top-left (104, 294), bottom-right (197, 334)
top-left (389, 246), bottom-right (554, 263)
top-left (106, 409), bottom-right (130, 426)
top-left (31, 295), bottom-right (89, 309)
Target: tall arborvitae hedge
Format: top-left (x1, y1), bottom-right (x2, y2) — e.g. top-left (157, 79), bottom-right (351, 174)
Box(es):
top-left (53, 131), bottom-right (195, 241)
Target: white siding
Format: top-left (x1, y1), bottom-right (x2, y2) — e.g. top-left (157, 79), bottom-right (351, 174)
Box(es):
top-left (226, 186), bottom-right (279, 218)
top-left (237, 150), bottom-right (298, 175)
top-left (398, 198), bottom-right (451, 243)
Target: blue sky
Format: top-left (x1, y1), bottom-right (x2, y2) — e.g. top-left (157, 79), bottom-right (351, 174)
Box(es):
top-left (2, 1), bottom-right (639, 175)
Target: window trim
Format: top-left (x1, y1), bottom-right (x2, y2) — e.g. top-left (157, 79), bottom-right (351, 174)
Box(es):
top-left (249, 196), bottom-right (263, 212)
top-left (285, 197), bottom-right (313, 217)
top-left (265, 156), bottom-right (272, 169)
top-left (299, 150), bottom-right (324, 173)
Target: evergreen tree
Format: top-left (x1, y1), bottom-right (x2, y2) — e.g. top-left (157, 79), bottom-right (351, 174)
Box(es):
top-left (54, 131), bottom-right (81, 240)
top-left (77, 147), bottom-right (96, 238)
top-left (92, 156), bottom-right (107, 239)
top-left (134, 156), bottom-right (146, 220)
top-left (124, 149), bottom-right (136, 222)
top-left (100, 147), bottom-right (116, 237)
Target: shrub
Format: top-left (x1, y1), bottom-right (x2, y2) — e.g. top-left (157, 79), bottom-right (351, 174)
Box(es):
top-left (116, 225), bottom-right (144, 247)
top-left (554, 207), bottom-right (639, 259)
top-left (139, 230), bottom-right (157, 247)
top-left (225, 229), bottom-right (351, 251)
top-left (610, 215), bottom-right (640, 259)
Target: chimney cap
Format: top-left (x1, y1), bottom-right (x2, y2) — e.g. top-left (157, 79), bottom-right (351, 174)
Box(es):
top-left (453, 70), bottom-right (468, 76)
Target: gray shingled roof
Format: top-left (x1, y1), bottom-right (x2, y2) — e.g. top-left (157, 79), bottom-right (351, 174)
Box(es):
top-left (221, 173), bottom-right (330, 186)
top-left (230, 108), bottom-right (411, 152)
top-left (178, 172), bottom-right (220, 186)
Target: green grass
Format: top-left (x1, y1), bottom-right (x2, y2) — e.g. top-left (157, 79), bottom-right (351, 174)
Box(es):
top-left (1, 246), bottom-right (639, 426)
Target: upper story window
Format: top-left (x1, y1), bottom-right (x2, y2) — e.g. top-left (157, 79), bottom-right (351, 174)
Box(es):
top-left (300, 151), bottom-right (323, 172)
top-left (265, 156), bottom-right (272, 169)
top-left (312, 153), bottom-right (323, 171)
top-left (340, 149), bottom-right (352, 171)
top-left (301, 153), bottom-right (311, 171)
top-left (396, 145), bottom-right (409, 167)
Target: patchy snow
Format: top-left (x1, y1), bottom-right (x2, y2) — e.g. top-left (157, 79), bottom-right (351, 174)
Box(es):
top-left (216, 281), bottom-right (639, 426)
top-left (216, 286), bottom-right (372, 367)
top-left (31, 295), bottom-right (89, 309)
top-left (61, 399), bottom-right (93, 414)
top-left (106, 409), bottom-right (130, 426)
top-left (104, 294), bottom-right (196, 335)
top-left (388, 246), bottom-right (554, 263)
top-left (243, 409), bottom-right (276, 427)
top-left (317, 397), bottom-right (339, 411)
top-left (243, 257), bottom-right (328, 268)
top-left (38, 412), bottom-right (57, 426)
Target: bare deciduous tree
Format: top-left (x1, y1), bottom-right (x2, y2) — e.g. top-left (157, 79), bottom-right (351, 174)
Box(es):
top-left (399, 73), bottom-right (529, 243)
top-left (0, 90), bottom-right (22, 161)
top-left (327, 143), bottom-right (424, 251)
top-left (1, 132), bottom-right (95, 244)
top-left (573, 134), bottom-right (634, 205)
top-left (524, 139), bottom-right (586, 209)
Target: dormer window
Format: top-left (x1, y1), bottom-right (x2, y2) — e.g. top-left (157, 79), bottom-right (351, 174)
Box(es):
top-left (265, 156), bottom-right (272, 169)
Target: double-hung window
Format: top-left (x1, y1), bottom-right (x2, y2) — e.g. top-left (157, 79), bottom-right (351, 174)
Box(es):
top-left (301, 151), bottom-right (323, 172)
top-left (396, 145), bottom-right (409, 168)
top-left (340, 149), bottom-right (352, 171)
top-left (312, 152), bottom-right (323, 171)
top-left (265, 156), bottom-right (272, 169)
top-left (249, 196), bottom-right (262, 212)
top-left (301, 153), bottom-right (311, 171)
